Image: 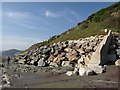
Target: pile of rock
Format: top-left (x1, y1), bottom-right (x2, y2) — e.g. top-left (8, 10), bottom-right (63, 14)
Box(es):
top-left (2, 69), bottom-right (11, 88)
top-left (115, 36), bottom-right (120, 66)
top-left (14, 35), bottom-right (104, 76)
top-left (15, 35), bottom-right (103, 67)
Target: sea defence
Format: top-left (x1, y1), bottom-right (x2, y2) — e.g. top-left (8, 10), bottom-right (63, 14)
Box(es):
top-left (88, 30), bottom-right (116, 73)
top-left (14, 30), bottom-right (117, 76)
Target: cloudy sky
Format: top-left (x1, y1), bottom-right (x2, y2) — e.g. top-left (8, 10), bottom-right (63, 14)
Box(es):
top-left (1, 2), bottom-right (115, 51)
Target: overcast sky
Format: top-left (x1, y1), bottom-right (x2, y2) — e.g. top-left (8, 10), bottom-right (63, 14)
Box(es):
top-left (1, 2), bottom-right (116, 51)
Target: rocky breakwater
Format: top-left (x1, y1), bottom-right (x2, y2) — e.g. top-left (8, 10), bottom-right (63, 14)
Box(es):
top-left (1, 68), bottom-right (11, 88)
top-left (14, 35), bottom-right (105, 76)
top-left (115, 34), bottom-right (120, 66)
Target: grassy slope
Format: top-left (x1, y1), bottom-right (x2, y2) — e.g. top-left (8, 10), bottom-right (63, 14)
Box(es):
top-left (23, 2), bottom-right (120, 52)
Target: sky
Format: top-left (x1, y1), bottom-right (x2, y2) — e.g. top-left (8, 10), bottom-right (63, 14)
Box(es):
top-left (1, 2), bottom-right (116, 51)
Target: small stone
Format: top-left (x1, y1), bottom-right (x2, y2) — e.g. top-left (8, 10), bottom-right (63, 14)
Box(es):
top-left (66, 71), bottom-right (73, 76)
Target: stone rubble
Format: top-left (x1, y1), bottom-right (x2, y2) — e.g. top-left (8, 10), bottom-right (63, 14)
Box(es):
top-left (2, 68), bottom-right (11, 88)
top-left (115, 35), bottom-right (120, 66)
top-left (14, 35), bottom-right (107, 76)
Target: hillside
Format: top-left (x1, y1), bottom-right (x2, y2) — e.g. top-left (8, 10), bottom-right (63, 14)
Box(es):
top-left (25, 2), bottom-right (120, 52)
top-left (1, 49), bottom-right (21, 57)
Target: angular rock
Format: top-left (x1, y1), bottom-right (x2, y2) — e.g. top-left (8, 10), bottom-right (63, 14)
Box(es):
top-left (61, 61), bottom-right (70, 67)
top-left (76, 41), bottom-right (82, 48)
top-left (79, 64), bottom-right (96, 76)
top-left (85, 46), bottom-right (93, 53)
top-left (93, 46), bottom-right (98, 51)
top-left (77, 56), bottom-right (84, 64)
top-left (49, 62), bottom-right (58, 67)
top-left (89, 42), bottom-right (97, 48)
top-left (38, 58), bottom-right (46, 67)
top-left (88, 64), bottom-right (105, 74)
top-left (84, 55), bottom-right (90, 65)
top-left (71, 49), bottom-right (78, 55)
top-left (54, 50), bottom-right (59, 56)
top-left (68, 55), bottom-right (79, 62)
top-left (64, 48), bottom-right (72, 53)
top-left (18, 59), bottom-right (25, 64)
top-left (52, 55), bottom-right (66, 66)
top-left (48, 55), bottom-right (55, 62)
top-left (66, 71), bottom-right (73, 76)
top-left (77, 49), bottom-right (85, 55)
top-left (33, 56), bottom-right (39, 62)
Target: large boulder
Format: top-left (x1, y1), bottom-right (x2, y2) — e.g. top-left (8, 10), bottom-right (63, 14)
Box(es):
top-left (33, 56), bottom-right (39, 62)
top-left (79, 64), bottom-right (96, 76)
top-left (38, 58), bottom-right (46, 67)
top-left (64, 48), bottom-right (72, 53)
top-left (48, 55), bottom-right (55, 62)
top-left (67, 49), bottom-right (79, 61)
top-left (53, 55), bottom-right (66, 65)
top-left (61, 61), bottom-right (70, 67)
top-left (18, 59), bottom-right (26, 64)
top-left (76, 41), bottom-right (83, 48)
top-left (85, 46), bottom-right (93, 53)
top-left (88, 64), bottom-right (105, 74)
top-left (49, 62), bottom-right (58, 67)
top-left (77, 49), bottom-right (85, 55)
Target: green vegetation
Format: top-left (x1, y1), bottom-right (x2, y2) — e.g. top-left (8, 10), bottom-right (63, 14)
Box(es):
top-left (24, 2), bottom-right (120, 52)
